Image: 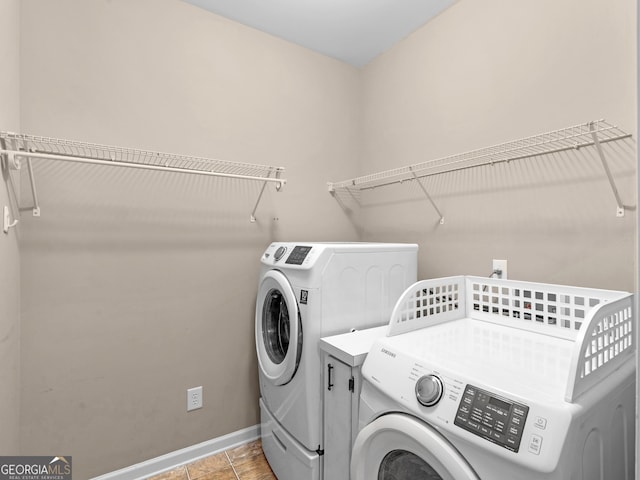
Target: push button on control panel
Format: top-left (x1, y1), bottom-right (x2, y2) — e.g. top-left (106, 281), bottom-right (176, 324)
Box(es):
top-left (454, 384), bottom-right (529, 453)
top-left (528, 434), bottom-right (543, 455)
top-left (534, 416), bottom-right (547, 430)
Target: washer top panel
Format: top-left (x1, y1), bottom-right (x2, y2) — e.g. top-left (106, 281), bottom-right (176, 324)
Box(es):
top-left (260, 242), bottom-right (418, 269)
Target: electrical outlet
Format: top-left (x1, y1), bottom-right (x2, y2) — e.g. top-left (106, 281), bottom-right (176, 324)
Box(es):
top-left (187, 386), bottom-right (203, 412)
top-left (492, 259), bottom-right (508, 279)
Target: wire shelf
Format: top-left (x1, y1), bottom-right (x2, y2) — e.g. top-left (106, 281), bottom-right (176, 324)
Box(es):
top-left (327, 120), bottom-right (632, 221)
top-left (0, 132), bottom-right (285, 182)
top-left (328, 119), bottom-right (630, 191)
top-left (0, 131), bottom-right (286, 221)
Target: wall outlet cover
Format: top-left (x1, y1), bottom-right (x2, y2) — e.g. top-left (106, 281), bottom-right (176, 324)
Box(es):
top-left (187, 386), bottom-right (203, 411)
top-left (492, 259), bottom-right (508, 279)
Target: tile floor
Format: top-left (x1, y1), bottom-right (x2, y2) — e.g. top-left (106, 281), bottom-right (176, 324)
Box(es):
top-left (146, 439), bottom-right (276, 480)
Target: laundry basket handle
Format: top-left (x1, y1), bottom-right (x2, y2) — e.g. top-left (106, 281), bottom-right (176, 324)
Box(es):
top-left (565, 294), bottom-right (634, 402)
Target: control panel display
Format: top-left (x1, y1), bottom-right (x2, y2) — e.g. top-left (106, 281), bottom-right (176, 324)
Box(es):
top-left (454, 385), bottom-right (529, 452)
top-left (285, 246), bottom-right (312, 265)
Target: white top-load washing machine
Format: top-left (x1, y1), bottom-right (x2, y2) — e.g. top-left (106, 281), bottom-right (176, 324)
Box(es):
top-left (352, 276), bottom-right (636, 480)
top-left (256, 242), bottom-right (418, 480)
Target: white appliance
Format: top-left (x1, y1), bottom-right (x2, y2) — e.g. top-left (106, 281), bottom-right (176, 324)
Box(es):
top-left (352, 276), bottom-right (636, 480)
top-left (256, 242), bottom-right (418, 480)
top-left (319, 325), bottom-right (389, 480)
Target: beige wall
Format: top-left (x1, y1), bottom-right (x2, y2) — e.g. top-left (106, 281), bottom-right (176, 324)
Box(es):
top-left (360, 0), bottom-right (637, 291)
top-left (18, 0), bottom-right (359, 477)
top-left (0, 0), bottom-right (22, 456)
top-left (10, 0), bottom-right (638, 477)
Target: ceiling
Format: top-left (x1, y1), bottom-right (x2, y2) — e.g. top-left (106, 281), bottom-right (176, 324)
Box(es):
top-left (183, 0), bottom-right (457, 67)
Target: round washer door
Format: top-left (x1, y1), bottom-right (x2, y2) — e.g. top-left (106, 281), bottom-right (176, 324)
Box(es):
top-left (255, 270), bottom-right (302, 386)
top-left (351, 414), bottom-right (480, 480)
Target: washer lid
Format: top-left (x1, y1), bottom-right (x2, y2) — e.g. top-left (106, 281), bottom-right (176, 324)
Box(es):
top-left (351, 414), bottom-right (479, 480)
top-left (255, 270), bottom-right (302, 386)
top-left (365, 318), bottom-right (574, 403)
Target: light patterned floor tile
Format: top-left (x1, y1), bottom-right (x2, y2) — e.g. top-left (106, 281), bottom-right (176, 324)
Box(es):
top-left (233, 453), bottom-right (276, 480)
top-left (227, 440), bottom-right (265, 466)
top-left (143, 439), bottom-right (277, 480)
top-left (187, 452), bottom-right (234, 480)
top-left (190, 465), bottom-right (238, 480)
top-left (145, 465), bottom-right (189, 480)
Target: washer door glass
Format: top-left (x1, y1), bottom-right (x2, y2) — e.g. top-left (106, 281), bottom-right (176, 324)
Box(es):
top-left (379, 450), bottom-right (443, 480)
top-left (263, 287), bottom-right (292, 364)
top-left (351, 414), bottom-right (479, 480)
top-left (255, 270), bottom-right (302, 386)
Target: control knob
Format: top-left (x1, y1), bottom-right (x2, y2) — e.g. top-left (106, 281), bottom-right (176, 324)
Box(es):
top-left (274, 246), bottom-right (287, 261)
top-left (415, 374), bottom-right (444, 407)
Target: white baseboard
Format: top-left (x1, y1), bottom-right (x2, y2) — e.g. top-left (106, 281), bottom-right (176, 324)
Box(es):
top-left (91, 424), bottom-right (260, 480)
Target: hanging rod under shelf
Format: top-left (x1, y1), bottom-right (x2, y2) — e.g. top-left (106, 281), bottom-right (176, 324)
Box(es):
top-left (327, 119), bottom-right (633, 221)
top-left (0, 132), bottom-right (286, 221)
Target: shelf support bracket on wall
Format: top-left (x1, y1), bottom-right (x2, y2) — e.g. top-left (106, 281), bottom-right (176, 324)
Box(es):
top-left (26, 157), bottom-right (41, 217)
top-left (589, 122), bottom-right (626, 217)
top-left (409, 167), bottom-right (444, 225)
top-left (2, 150), bottom-right (42, 217)
top-left (250, 171), bottom-right (284, 223)
top-left (3, 205), bottom-right (18, 233)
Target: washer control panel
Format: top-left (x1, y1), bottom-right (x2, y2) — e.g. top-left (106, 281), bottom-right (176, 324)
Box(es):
top-left (285, 245), bottom-right (312, 265)
top-left (454, 384), bottom-right (529, 452)
top-left (262, 243), bottom-right (316, 267)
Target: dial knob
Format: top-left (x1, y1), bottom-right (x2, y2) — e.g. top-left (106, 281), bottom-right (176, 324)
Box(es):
top-left (274, 246), bottom-right (287, 261)
top-left (415, 374), bottom-right (444, 407)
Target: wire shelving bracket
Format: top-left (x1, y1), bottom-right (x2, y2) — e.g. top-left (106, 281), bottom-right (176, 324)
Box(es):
top-left (327, 120), bottom-right (633, 221)
top-left (0, 132), bottom-right (286, 222)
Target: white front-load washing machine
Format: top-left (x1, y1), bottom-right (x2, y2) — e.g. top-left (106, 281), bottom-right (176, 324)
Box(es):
top-left (352, 276), bottom-right (636, 480)
top-left (255, 242), bottom-right (418, 480)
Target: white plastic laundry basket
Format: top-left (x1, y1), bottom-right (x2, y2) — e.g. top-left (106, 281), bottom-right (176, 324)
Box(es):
top-left (386, 276), bottom-right (634, 403)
